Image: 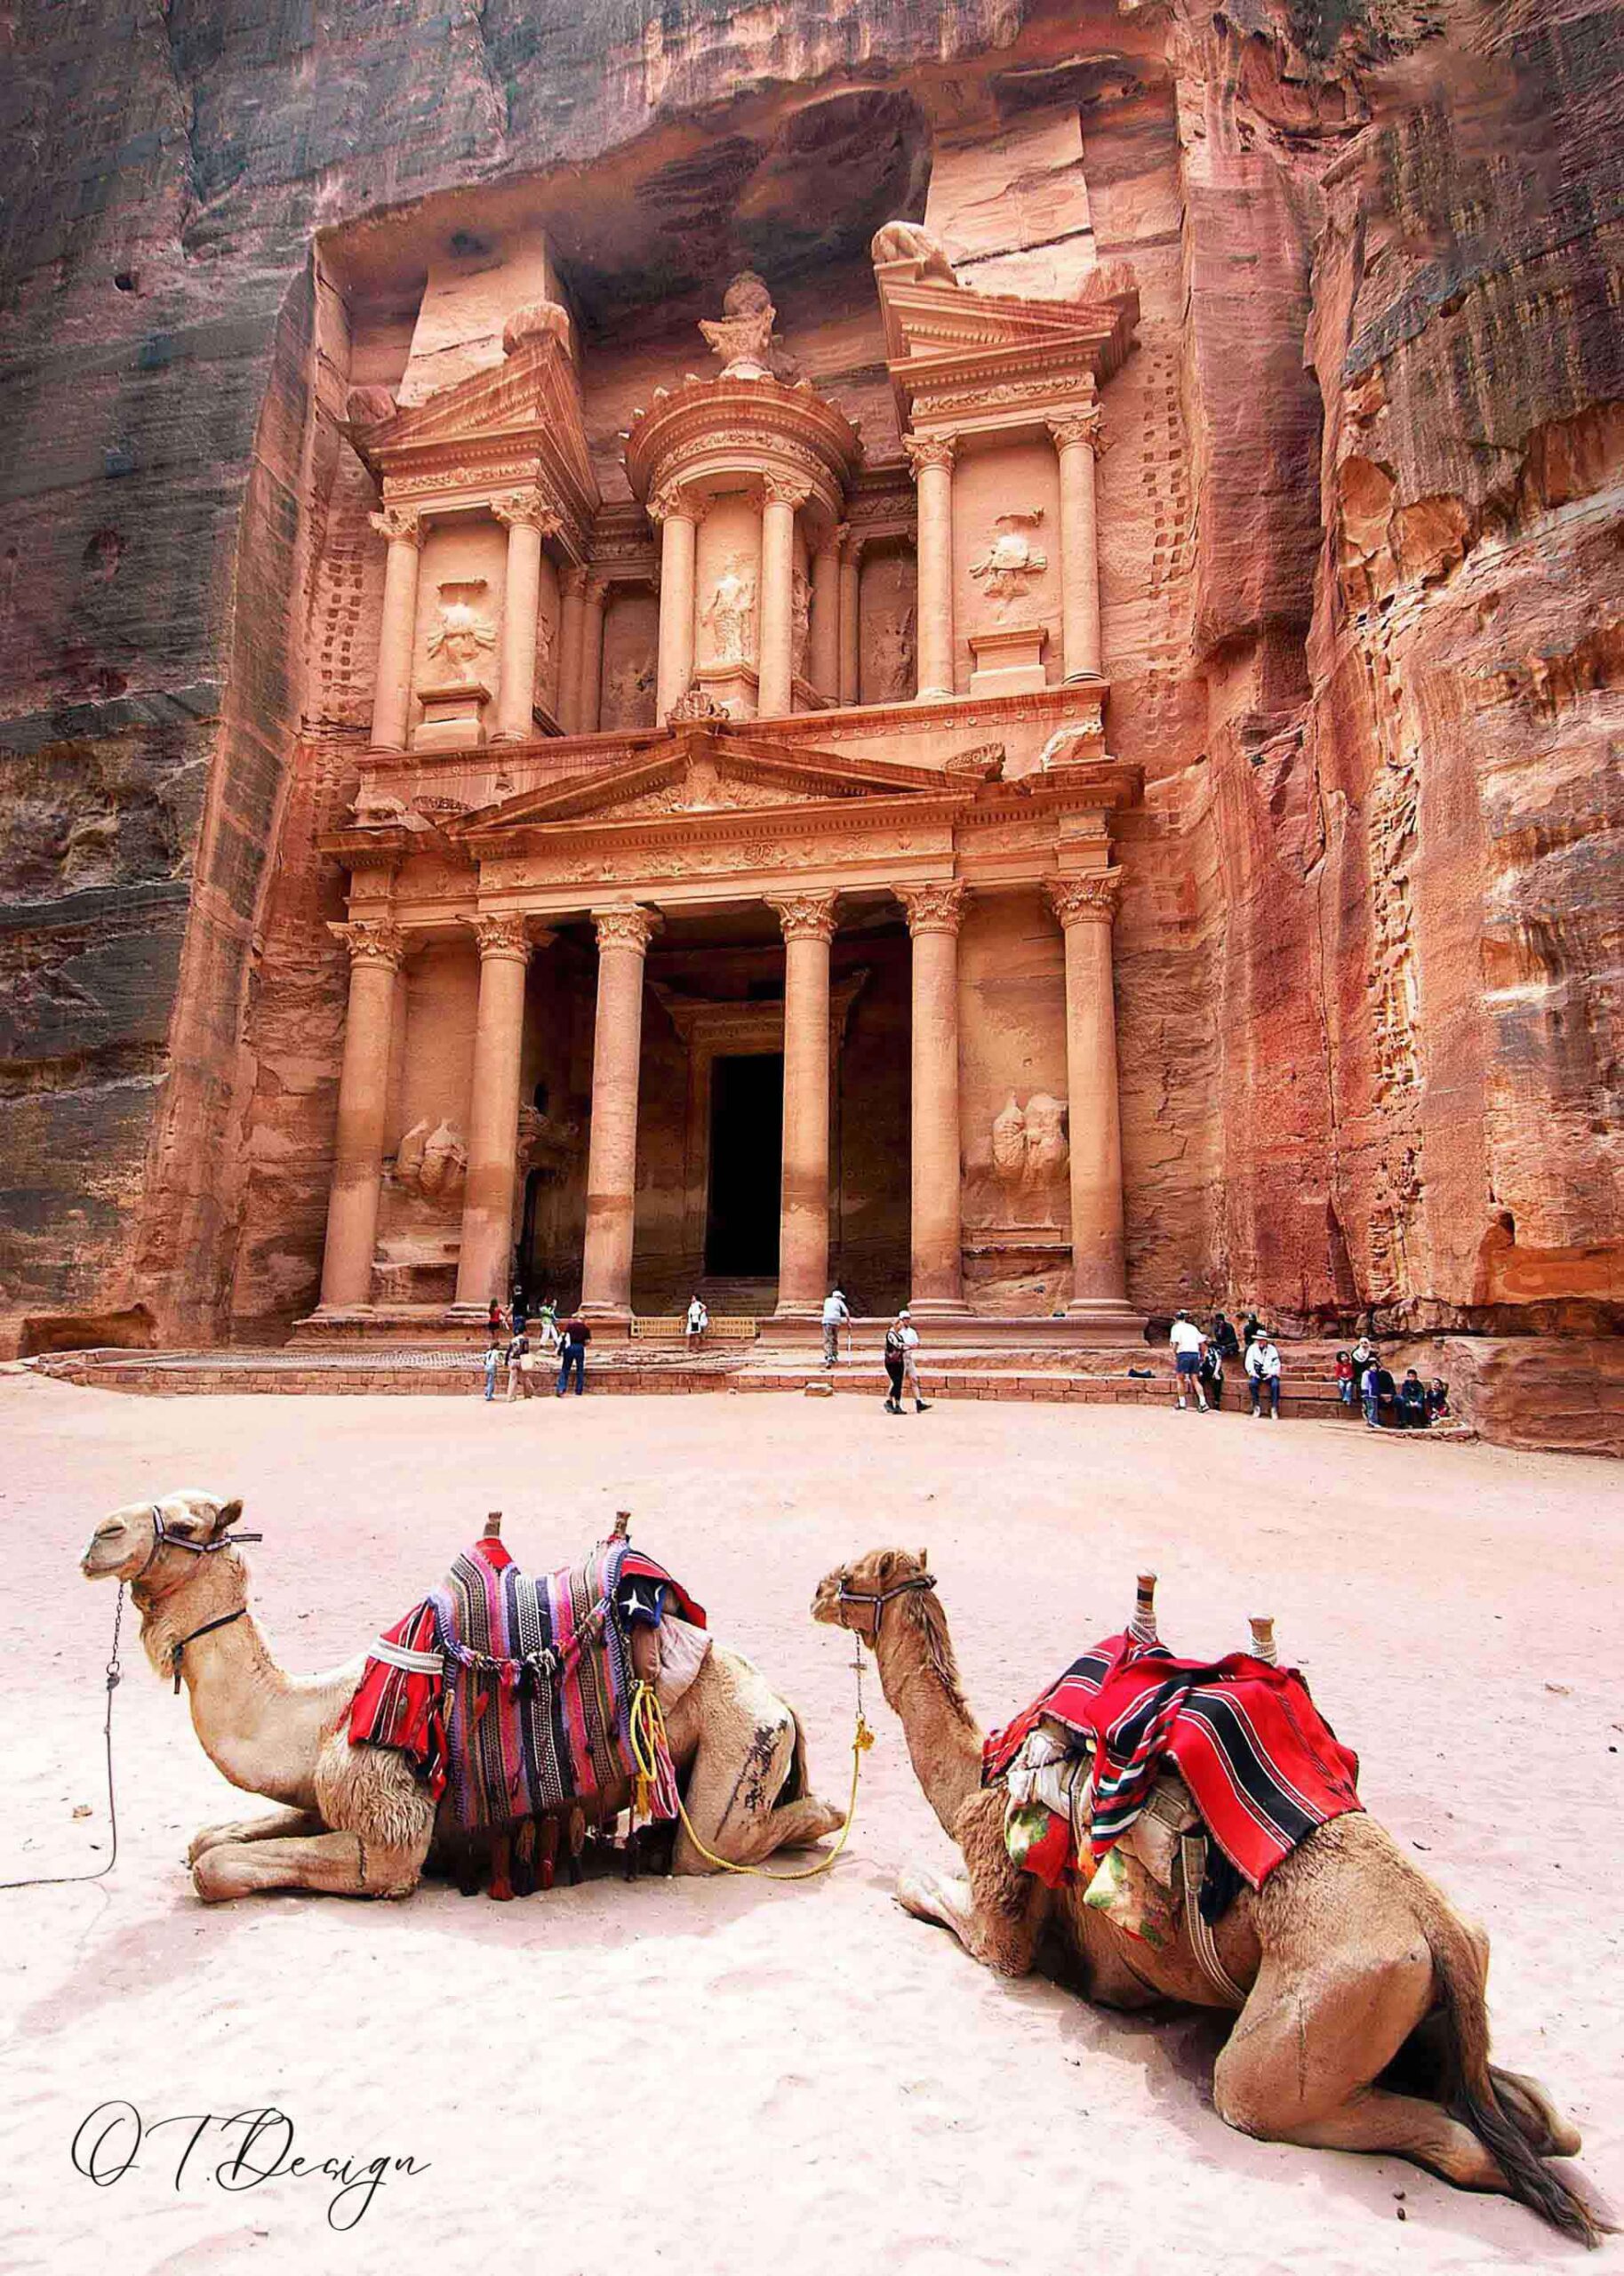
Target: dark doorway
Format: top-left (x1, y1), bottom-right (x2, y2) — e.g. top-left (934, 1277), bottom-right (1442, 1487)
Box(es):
top-left (705, 1053), bottom-right (782, 1276)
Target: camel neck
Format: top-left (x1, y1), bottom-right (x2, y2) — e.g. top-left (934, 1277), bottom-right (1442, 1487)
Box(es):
top-left (872, 1601), bottom-right (986, 1840)
top-left (138, 1559), bottom-right (308, 1804)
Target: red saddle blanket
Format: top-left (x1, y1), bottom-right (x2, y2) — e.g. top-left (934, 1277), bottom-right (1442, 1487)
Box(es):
top-left (984, 1631), bottom-right (1362, 1891)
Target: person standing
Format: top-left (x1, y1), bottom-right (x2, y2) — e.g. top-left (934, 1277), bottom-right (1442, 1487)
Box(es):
top-left (1246, 1329), bottom-right (1282, 1418)
top-left (896, 1310), bottom-right (929, 1413)
top-left (1359, 1346), bottom-right (1382, 1428)
top-left (482, 1340), bottom-right (500, 1402)
top-left (1242, 1310), bottom-right (1262, 1352)
top-left (820, 1287), bottom-right (850, 1367)
top-left (684, 1294), bottom-right (708, 1351)
top-left (882, 1314), bottom-right (908, 1414)
top-left (505, 1326), bottom-right (531, 1402)
top-left (1199, 1337), bottom-right (1226, 1411)
top-left (536, 1299), bottom-right (560, 1358)
top-left (486, 1297), bottom-right (507, 1342)
top-left (556, 1312), bottom-right (591, 1397)
top-left (1169, 1310), bottom-right (1209, 1412)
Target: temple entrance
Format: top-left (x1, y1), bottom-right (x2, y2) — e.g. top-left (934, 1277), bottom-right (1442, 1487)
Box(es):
top-left (704, 1053), bottom-right (783, 1278)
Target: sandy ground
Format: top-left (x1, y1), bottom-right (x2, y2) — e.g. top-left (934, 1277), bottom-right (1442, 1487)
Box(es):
top-left (2, 1374), bottom-right (1620, 2276)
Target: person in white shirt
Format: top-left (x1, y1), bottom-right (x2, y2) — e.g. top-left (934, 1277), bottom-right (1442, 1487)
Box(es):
top-left (1245, 1331), bottom-right (1283, 1418)
top-left (820, 1287), bottom-right (850, 1366)
top-left (684, 1294), bottom-right (708, 1350)
top-left (1168, 1310), bottom-right (1209, 1412)
top-left (883, 1309), bottom-right (930, 1414)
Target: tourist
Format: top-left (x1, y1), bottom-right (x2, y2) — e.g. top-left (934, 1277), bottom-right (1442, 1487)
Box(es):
top-left (1199, 1337), bottom-right (1226, 1411)
top-left (1335, 1349), bottom-right (1356, 1406)
top-left (882, 1315), bottom-right (907, 1414)
top-left (486, 1297), bottom-right (506, 1341)
top-left (821, 1286), bottom-right (850, 1366)
top-left (685, 1294), bottom-right (708, 1350)
top-left (512, 1288), bottom-right (529, 1336)
top-left (1372, 1360), bottom-right (1397, 1427)
top-left (1211, 1309), bottom-right (1241, 1359)
top-left (1398, 1366), bottom-right (1428, 1429)
top-left (1246, 1329), bottom-right (1282, 1419)
top-left (898, 1309), bottom-right (929, 1413)
top-left (1242, 1310), bottom-right (1262, 1350)
top-left (482, 1340), bottom-right (500, 1402)
top-left (535, 1300), bottom-right (560, 1357)
top-left (1351, 1333), bottom-right (1376, 1376)
top-left (556, 1312), bottom-right (591, 1397)
top-left (505, 1326), bottom-right (531, 1402)
top-left (1426, 1376), bottom-right (1451, 1422)
top-left (1168, 1310), bottom-right (1209, 1412)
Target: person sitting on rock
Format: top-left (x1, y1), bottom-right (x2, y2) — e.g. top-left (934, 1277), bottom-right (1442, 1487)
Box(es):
top-left (1398, 1366), bottom-right (1428, 1429)
top-left (1426, 1376), bottom-right (1451, 1422)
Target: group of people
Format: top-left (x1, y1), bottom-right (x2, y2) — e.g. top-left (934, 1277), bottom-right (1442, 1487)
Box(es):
top-left (483, 1294), bottom-right (593, 1401)
top-left (1168, 1310), bottom-right (1282, 1417)
top-left (1339, 1340), bottom-right (1449, 1431)
top-left (820, 1288), bottom-right (930, 1414)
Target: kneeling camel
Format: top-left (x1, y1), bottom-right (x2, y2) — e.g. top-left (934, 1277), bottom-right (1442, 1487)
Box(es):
top-left (813, 1547), bottom-right (1604, 2245)
top-left (81, 1490), bottom-right (843, 1901)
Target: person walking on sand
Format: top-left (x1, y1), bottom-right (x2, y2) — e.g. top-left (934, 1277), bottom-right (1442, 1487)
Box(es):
top-left (482, 1339), bottom-right (500, 1403)
top-left (1169, 1310), bottom-right (1208, 1412)
top-left (1246, 1328), bottom-right (1282, 1419)
top-left (556, 1312), bottom-right (590, 1397)
top-left (898, 1309), bottom-right (930, 1413)
top-left (821, 1286), bottom-right (850, 1367)
top-left (504, 1326), bottom-right (532, 1402)
top-left (882, 1314), bottom-right (908, 1414)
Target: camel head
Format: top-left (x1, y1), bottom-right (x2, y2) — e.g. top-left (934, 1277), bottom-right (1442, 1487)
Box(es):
top-left (812, 1546), bottom-right (932, 1647)
top-left (81, 1489), bottom-right (250, 1594)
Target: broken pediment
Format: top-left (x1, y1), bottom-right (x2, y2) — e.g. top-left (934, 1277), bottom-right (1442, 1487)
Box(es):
top-left (876, 263), bottom-right (1139, 433)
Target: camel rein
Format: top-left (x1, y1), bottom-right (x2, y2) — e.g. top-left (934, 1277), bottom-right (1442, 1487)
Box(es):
top-left (836, 1571), bottom-right (937, 1639)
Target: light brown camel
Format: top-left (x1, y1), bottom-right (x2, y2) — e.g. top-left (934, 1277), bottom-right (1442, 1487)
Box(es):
top-left (80, 1489), bottom-right (844, 1901)
top-left (813, 1547), bottom-right (1605, 2246)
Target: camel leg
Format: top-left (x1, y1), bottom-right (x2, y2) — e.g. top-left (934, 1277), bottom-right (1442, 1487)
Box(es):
top-left (898, 1786), bottom-right (1051, 1977)
top-left (1392, 2013), bottom-right (1584, 2159)
top-left (190, 1829), bottom-right (428, 1903)
top-left (672, 1708), bottom-right (808, 1871)
top-left (188, 1807), bottom-right (323, 1866)
top-left (1214, 1948), bottom-right (1510, 2193)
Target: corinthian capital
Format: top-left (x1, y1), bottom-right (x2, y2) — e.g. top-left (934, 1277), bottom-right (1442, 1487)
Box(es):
top-left (897, 880), bottom-right (969, 936)
top-left (1046, 868), bottom-right (1123, 927)
top-left (648, 481), bottom-right (705, 528)
top-left (492, 490), bottom-right (562, 535)
top-left (369, 506), bottom-right (425, 549)
top-left (903, 431), bottom-right (957, 478)
top-left (592, 904), bottom-right (659, 955)
top-left (762, 471), bottom-right (812, 511)
top-left (329, 919), bottom-right (407, 969)
top-left (463, 912), bottom-right (535, 963)
top-left (768, 891), bottom-right (839, 944)
top-left (1049, 405), bottom-right (1105, 457)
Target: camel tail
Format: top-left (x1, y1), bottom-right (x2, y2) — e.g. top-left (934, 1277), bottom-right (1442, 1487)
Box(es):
top-left (1424, 1901), bottom-right (1608, 2247)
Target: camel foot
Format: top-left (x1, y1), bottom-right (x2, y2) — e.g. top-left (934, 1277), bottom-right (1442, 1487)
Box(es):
top-left (895, 1862), bottom-right (977, 1950)
top-left (187, 1807), bottom-right (323, 1866)
top-left (773, 1793), bottom-right (845, 1849)
top-left (191, 1831), bottom-right (424, 1903)
top-left (1492, 2066), bottom-right (1583, 2160)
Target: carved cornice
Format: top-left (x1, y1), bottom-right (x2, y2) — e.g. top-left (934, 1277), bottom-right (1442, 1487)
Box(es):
top-left (897, 879), bottom-right (969, 935)
top-left (492, 490), bottom-right (563, 534)
top-left (767, 890), bottom-right (839, 943)
top-left (903, 431), bottom-right (957, 477)
top-left (330, 919), bottom-right (407, 969)
top-left (592, 904), bottom-right (660, 954)
top-left (369, 506), bottom-right (425, 549)
top-left (463, 912), bottom-right (535, 963)
top-left (1046, 868), bottom-right (1124, 927)
top-left (1049, 406), bottom-right (1106, 457)
top-left (763, 471), bottom-right (812, 511)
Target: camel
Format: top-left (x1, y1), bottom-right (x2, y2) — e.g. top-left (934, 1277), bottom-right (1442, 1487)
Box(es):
top-left (812, 1547), bottom-right (1605, 2246)
top-left (80, 1489), bottom-right (844, 1902)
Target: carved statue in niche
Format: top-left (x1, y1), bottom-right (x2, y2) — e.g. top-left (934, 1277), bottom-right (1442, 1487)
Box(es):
top-left (395, 1117), bottom-right (468, 1204)
top-left (516, 1102), bottom-right (582, 1179)
top-left (869, 221), bottom-right (956, 284)
top-left (701, 563), bottom-right (756, 665)
top-left (535, 606), bottom-right (556, 704)
top-left (969, 511), bottom-right (1049, 605)
top-left (603, 653), bottom-right (656, 727)
top-left (869, 604), bottom-right (916, 701)
top-left (426, 582), bottom-right (496, 685)
top-left (791, 567), bottom-right (811, 680)
top-left (979, 1092), bottom-right (1069, 1226)
top-left (699, 271), bottom-right (779, 381)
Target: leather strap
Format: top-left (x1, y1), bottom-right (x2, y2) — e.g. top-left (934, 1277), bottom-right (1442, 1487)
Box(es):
top-left (171, 1607), bottom-right (248, 1694)
top-left (1181, 1833), bottom-right (1247, 2008)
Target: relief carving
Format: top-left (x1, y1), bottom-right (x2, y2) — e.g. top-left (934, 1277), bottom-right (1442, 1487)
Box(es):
top-left (870, 221), bottom-right (956, 283)
top-left (700, 562), bottom-right (756, 665)
top-left (791, 567), bottom-right (811, 679)
top-left (869, 605), bottom-right (916, 701)
top-left (395, 1116), bottom-right (468, 1204)
top-left (972, 1092), bottom-right (1070, 1229)
top-left (603, 653), bottom-right (657, 726)
top-left (970, 511), bottom-right (1049, 604)
top-left (427, 583), bottom-right (496, 685)
top-left (516, 1102), bottom-right (582, 1174)
top-left (699, 271), bottom-right (779, 381)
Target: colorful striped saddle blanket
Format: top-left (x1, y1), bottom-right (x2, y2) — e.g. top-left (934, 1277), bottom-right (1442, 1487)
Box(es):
top-left (348, 1535), bottom-right (705, 1833)
top-left (984, 1631), bottom-right (1362, 1892)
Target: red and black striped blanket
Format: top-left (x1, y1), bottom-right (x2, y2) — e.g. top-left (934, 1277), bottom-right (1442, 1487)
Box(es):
top-left (348, 1536), bottom-right (704, 1832)
top-left (984, 1631), bottom-right (1361, 1890)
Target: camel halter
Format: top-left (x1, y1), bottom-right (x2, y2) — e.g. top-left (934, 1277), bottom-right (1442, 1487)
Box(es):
top-left (836, 1570), bottom-right (937, 1639)
top-left (140, 1504), bottom-right (264, 1693)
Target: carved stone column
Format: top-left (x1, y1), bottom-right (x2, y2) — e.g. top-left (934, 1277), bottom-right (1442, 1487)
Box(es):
top-left (1047, 871), bottom-right (1135, 1318)
top-left (492, 493), bottom-right (556, 741)
top-left (768, 893), bottom-right (837, 1317)
top-left (319, 920), bottom-right (406, 1309)
top-left (1050, 406), bottom-right (1104, 683)
top-left (904, 433), bottom-right (956, 701)
top-left (837, 529), bottom-right (863, 706)
top-left (580, 905), bottom-right (658, 1318)
top-left (809, 531), bottom-right (841, 704)
top-left (757, 473), bottom-right (807, 718)
top-left (452, 915), bottom-right (541, 1311)
top-left (578, 576), bottom-right (608, 733)
top-left (556, 566), bottom-right (588, 734)
top-left (652, 483), bottom-right (700, 723)
top-left (899, 881), bottom-right (971, 1316)
top-left (368, 508), bottom-right (425, 751)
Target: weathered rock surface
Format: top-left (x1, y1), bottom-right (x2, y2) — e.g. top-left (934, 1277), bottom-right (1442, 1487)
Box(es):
top-left (0, 0), bottom-right (1620, 1431)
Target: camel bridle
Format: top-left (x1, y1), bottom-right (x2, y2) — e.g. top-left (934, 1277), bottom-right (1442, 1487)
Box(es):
top-left (139, 1503), bottom-right (264, 1693)
top-left (836, 1569), bottom-right (937, 1639)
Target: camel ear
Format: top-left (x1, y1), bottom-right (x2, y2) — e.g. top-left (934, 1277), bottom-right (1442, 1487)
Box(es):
top-left (918, 1546), bottom-right (929, 1570)
top-left (212, 1498), bottom-right (244, 1537)
top-left (876, 1551), bottom-right (895, 1580)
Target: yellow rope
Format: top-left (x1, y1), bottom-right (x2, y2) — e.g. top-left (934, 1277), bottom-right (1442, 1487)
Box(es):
top-left (628, 1680), bottom-right (872, 1881)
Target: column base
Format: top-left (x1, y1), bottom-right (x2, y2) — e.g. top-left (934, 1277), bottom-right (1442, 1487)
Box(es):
top-left (772, 1299), bottom-right (824, 1322)
top-left (906, 1296), bottom-right (972, 1320)
top-left (445, 1302), bottom-right (498, 1323)
top-left (310, 1301), bottom-right (378, 1319)
top-left (914, 686), bottom-right (955, 704)
top-left (1061, 669), bottom-right (1108, 687)
top-left (1065, 1296), bottom-right (1146, 1328)
top-left (576, 1302), bottom-right (633, 1328)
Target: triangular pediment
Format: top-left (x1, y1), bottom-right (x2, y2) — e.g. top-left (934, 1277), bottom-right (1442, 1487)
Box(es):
top-left (452, 727), bottom-right (964, 845)
top-left (877, 267), bottom-right (1138, 425)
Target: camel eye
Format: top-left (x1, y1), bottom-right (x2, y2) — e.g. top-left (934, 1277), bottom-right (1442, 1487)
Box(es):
top-left (93, 1522), bottom-right (121, 1540)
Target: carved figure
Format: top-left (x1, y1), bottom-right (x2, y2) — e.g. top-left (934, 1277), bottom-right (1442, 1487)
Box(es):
top-left (82, 1490), bottom-right (846, 1902)
top-left (604, 654), bottom-right (657, 726)
top-left (813, 1555), bottom-right (1600, 2243)
top-left (501, 300), bottom-right (572, 357)
top-left (1021, 1092), bottom-right (1068, 1189)
top-left (395, 1116), bottom-right (467, 1204)
top-left (347, 789), bottom-right (409, 825)
top-left (700, 563), bottom-right (756, 665)
top-left (991, 1096), bottom-right (1027, 1186)
top-left (699, 271), bottom-right (779, 380)
top-left (791, 567), bottom-right (811, 679)
top-left (870, 605), bottom-right (916, 701)
top-left (869, 221), bottom-right (956, 284)
top-left (668, 682), bottom-right (729, 724)
top-left (517, 1102), bottom-right (582, 1172)
top-left (1036, 718), bottom-right (1103, 772)
top-left (970, 511), bottom-right (1049, 604)
top-left (427, 584), bottom-right (496, 685)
